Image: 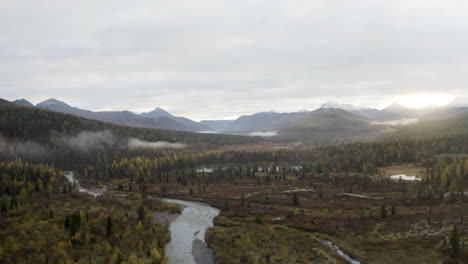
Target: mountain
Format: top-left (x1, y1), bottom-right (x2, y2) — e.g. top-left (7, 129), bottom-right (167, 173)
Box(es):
top-left (390, 110), bottom-right (468, 139)
top-left (0, 98), bottom-right (12, 105)
top-left (35, 98), bottom-right (203, 132)
top-left (141, 107), bottom-right (210, 131)
top-left (201, 102), bottom-right (434, 135)
top-left (321, 101), bottom-right (370, 112)
top-left (12, 99), bottom-right (34, 107)
top-left (0, 99), bottom-right (261, 149)
top-left (141, 107), bottom-right (174, 119)
top-left (199, 120), bottom-right (235, 132)
top-left (419, 106), bottom-right (468, 121)
top-left (37, 98), bottom-right (86, 115)
top-left (204, 111), bottom-right (310, 134)
top-left (320, 101), bottom-right (468, 122)
top-left (351, 103), bottom-right (439, 121)
top-left (280, 108), bottom-right (388, 142)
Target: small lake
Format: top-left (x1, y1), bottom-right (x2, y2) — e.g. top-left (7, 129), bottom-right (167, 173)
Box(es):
top-left (160, 198), bottom-right (220, 264)
top-left (390, 174), bottom-right (421, 181)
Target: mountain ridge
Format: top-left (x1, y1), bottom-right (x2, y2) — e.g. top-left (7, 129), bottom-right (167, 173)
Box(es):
top-left (33, 98), bottom-right (195, 132)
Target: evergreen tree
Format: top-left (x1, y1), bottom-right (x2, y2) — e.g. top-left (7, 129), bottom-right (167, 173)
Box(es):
top-left (106, 215), bottom-right (113, 237)
top-left (292, 192), bottom-right (300, 206)
top-left (138, 205), bottom-right (146, 222)
top-left (450, 225), bottom-right (460, 255)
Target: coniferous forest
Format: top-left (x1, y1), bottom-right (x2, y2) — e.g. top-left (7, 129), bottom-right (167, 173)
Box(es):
top-left (2, 100), bottom-right (468, 263)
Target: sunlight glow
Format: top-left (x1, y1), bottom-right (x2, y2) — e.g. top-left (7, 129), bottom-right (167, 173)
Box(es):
top-left (396, 93), bottom-right (454, 108)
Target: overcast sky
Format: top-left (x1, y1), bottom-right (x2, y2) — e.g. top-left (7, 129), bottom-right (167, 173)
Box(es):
top-left (2, 0), bottom-right (468, 120)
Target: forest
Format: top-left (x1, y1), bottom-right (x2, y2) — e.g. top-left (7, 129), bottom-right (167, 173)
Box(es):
top-left (2, 101), bottom-right (468, 263)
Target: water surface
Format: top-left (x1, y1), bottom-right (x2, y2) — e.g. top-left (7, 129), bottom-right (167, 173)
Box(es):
top-left (161, 198), bottom-right (220, 264)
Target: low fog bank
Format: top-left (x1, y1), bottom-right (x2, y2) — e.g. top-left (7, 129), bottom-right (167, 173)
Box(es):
top-left (0, 135), bottom-right (49, 158)
top-left (0, 130), bottom-right (187, 160)
top-left (371, 119), bottom-right (419, 126)
top-left (59, 130), bottom-right (116, 152)
top-left (248, 131), bottom-right (278, 137)
top-left (128, 138), bottom-right (186, 149)
top-left (61, 130), bottom-right (187, 151)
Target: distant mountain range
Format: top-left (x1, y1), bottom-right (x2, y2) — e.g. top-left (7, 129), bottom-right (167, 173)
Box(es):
top-left (201, 101), bottom-right (468, 134)
top-left (10, 98), bottom-right (210, 132)
top-left (9, 98), bottom-right (468, 141)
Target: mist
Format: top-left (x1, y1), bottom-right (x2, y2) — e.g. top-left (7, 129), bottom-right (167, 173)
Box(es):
top-left (371, 119), bottom-right (419, 126)
top-left (248, 131), bottom-right (278, 137)
top-left (128, 138), bottom-right (186, 149)
top-left (0, 135), bottom-right (49, 159)
top-left (60, 130), bottom-right (117, 152)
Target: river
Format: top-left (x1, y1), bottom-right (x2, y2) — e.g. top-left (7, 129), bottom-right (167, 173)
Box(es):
top-left (159, 198), bottom-right (220, 264)
top-left (321, 240), bottom-right (362, 264)
top-left (64, 172), bottom-right (219, 264)
top-left (64, 172), bottom-right (357, 264)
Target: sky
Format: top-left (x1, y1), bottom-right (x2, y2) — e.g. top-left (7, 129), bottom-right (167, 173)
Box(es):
top-left (1, 0), bottom-right (468, 120)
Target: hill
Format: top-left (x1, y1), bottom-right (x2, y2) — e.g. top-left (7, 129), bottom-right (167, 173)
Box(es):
top-left (141, 107), bottom-right (210, 131)
top-left (389, 111), bottom-right (468, 139)
top-left (224, 111), bottom-right (309, 133)
top-left (0, 100), bottom-right (261, 166)
top-left (12, 98), bottom-right (34, 107)
top-left (280, 108), bottom-right (388, 142)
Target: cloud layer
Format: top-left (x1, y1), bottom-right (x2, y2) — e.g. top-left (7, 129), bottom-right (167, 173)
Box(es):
top-left (2, 0), bottom-right (468, 120)
top-left (127, 138), bottom-right (186, 149)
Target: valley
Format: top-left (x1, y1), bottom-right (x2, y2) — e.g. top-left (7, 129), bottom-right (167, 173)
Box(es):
top-left (1, 99), bottom-right (468, 263)
top-left (3, 2), bottom-right (468, 263)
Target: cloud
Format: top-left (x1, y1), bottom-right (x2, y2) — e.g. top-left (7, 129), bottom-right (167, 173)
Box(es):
top-left (0, 135), bottom-right (49, 157)
top-left (57, 130), bottom-right (187, 151)
top-left (2, 1), bottom-right (468, 120)
top-left (248, 131), bottom-right (278, 137)
top-left (371, 118), bottom-right (419, 126)
top-left (127, 138), bottom-right (186, 149)
top-left (61, 130), bottom-right (116, 152)
top-left (197, 131), bottom-right (219, 134)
